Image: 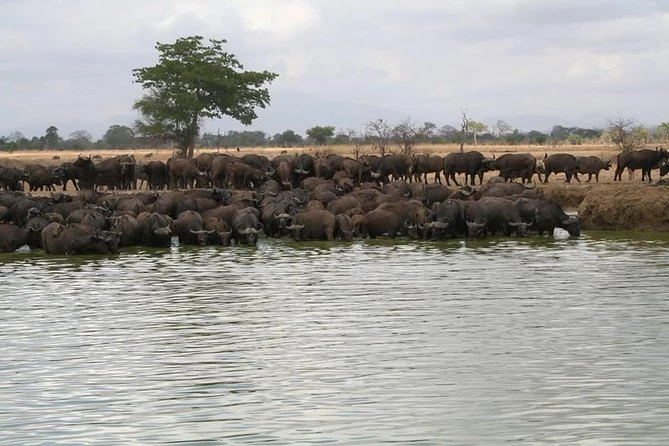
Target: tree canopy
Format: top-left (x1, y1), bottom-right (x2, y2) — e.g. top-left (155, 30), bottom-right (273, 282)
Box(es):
top-left (306, 126), bottom-right (335, 145)
top-left (606, 117), bottom-right (647, 150)
top-left (132, 36), bottom-right (278, 158)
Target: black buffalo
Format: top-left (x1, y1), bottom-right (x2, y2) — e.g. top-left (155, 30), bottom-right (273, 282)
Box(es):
top-left (490, 153), bottom-right (537, 183)
top-left (174, 210), bottom-right (214, 246)
top-left (513, 197), bottom-right (580, 236)
top-left (140, 212), bottom-right (173, 247)
top-left (232, 207), bottom-right (263, 245)
top-left (412, 154), bottom-right (444, 184)
top-left (543, 153), bottom-right (580, 183)
top-left (479, 197), bottom-right (528, 236)
top-left (0, 166), bottom-right (26, 191)
top-left (614, 148), bottom-right (669, 181)
top-left (41, 222), bottom-right (120, 255)
top-left (0, 223), bottom-right (32, 252)
top-left (462, 201), bottom-right (488, 238)
top-left (285, 209), bottom-right (337, 241)
top-left (575, 156), bottom-right (611, 182)
top-left (442, 151), bottom-right (492, 186)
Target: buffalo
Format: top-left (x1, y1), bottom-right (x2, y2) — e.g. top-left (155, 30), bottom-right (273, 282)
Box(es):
top-left (479, 197), bottom-right (528, 236)
top-left (412, 154), bottom-right (444, 184)
top-left (543, 153), bottom-right (580, 183)
top-left (24, 164), bottom-right (61, 191)
top-left (41, 222), bottom-right (120, 255)
top-left (614, 148), bottom-right (669, 182)
top-left (462, 201), bottom-right (488, 238)
top-left (490, 153), bottom-right (537, 183)
top-left (286, 210), bottom-right (337, 241)
top-left (203, 216), bottom-right (232, 246)
top-left (442, 151), bottom-right (492, 186)
top-left (169, 158), bottom-right (207, 189)
top-left (575, 156), bottom-right (611, 182)
top-left (0, 166), bottom-right (26, 191)
top-left (138, 161), bottom-right (168, 190)
top-left (232, 207), bottom-right (263, 245)
top-left (513, 197), bottom-right (580, 236)
top-left (140, 212), bottom-right (173, 247)
top-left (374, 154), bottom-right (411, 183)
top-left (429, 199), bottom-right (464, 239)
top-left (0, 223), bottom-right (32, 252)
top-left (363, 209), bottom-right (404, 238)
top-left (174, 210), bottom-right (215, 246)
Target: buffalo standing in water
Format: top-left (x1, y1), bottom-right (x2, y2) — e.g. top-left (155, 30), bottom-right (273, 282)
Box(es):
top-left (41, 222), bottom-right (120, 255)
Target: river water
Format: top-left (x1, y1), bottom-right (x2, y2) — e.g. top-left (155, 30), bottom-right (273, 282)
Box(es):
top-left (1, 232), bottom-right (669, 445)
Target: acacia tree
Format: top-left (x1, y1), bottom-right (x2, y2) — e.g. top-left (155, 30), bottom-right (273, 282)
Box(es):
top-left (365, 118), bottom-right (393, 156)
top-left (132, 36), bottom-right (278, 158)
top-left (459, 110), bottom-right (470, 153)
top-left (492, 120), bottom-right (513, 138)
top-left (656, 122), bottom-right (669, 141)
top-left (273, 130), bottom-right (303, 147)
top-left (306, 126), bottom-right (335, 145)
top-left (468, 121), bottom-right (488, 145)
top-left (607, 117), bottom-right (646, 150)
top-left (340, 129), bottom-right (364, 158)
top-left (43, 126), bottom-right (61, 149)
top-left (393, 118), bottom-right (420, 156)
top-left (104, 125), bottom-right (136, 149)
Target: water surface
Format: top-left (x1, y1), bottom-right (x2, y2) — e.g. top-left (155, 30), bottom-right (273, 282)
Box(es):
top-left (2, 232), bottom-right (669, 444)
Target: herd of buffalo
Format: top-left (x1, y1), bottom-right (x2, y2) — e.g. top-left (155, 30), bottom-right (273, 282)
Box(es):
top-left (0, 147), bottom-right (667, 254)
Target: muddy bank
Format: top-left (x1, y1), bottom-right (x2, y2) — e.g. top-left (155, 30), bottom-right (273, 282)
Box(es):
top-left (537, 183), bottom-right (669, 231)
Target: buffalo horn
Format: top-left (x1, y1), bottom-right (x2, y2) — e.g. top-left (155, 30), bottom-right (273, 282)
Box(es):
top-left (431, 221), bottom-right (449, 229)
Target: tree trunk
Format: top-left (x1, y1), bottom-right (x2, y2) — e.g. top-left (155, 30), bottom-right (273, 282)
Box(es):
top-left (186, 113), bottom-right (199, 159)
top-left (175, 145), bottom-right (188, 158)
top-left (473, 133), bottom-right (478, 145)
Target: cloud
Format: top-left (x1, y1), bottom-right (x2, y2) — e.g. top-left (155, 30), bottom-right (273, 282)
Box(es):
top-left (1, 0), bottom-right (669, 138)
top-left (239, 0), bottom-right (320, 37)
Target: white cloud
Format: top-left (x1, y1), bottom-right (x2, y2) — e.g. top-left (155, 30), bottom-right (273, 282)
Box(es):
top-left (2, 0), bottom-right (669, 137)
top-left (566, 52), bottom-right (624, 81)
top-left (239, 0), bottom-right (319, 37)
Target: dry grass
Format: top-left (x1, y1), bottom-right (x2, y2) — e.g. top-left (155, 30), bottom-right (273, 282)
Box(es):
top-left (577, 183), bottom-right (669, 231)
top-left (0, 142), bottom-right (652, 191)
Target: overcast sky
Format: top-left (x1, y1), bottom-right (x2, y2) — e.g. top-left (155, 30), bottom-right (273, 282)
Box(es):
top-left (2, 0), bottom-right (669, 139)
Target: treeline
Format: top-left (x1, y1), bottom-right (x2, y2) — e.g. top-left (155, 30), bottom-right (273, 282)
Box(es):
top-left (2, 120), bottom-right (667, 152)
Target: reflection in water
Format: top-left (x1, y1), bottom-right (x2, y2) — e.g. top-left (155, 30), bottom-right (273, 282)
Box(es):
top-left (1, 234), bottom-right (669, 444)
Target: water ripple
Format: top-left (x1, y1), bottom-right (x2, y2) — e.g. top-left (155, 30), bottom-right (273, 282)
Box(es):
top-left (1, 235), bottom-right (669, 444)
